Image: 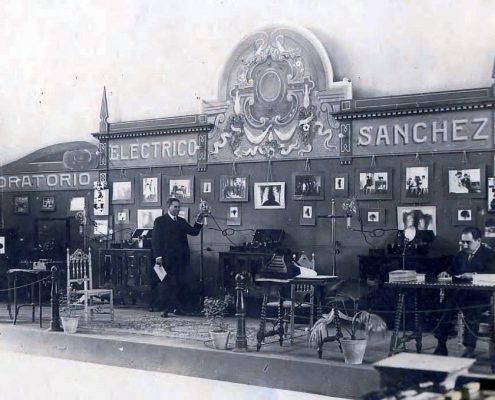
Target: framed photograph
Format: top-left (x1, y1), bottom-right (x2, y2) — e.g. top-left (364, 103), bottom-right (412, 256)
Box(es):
top-left (168, 176), bottom-right (194, 204)
top-left (13, 195), bottom-right (29, 214)
top-left (363, 208), bottom-right (386, 227)
top-left (179, 207), bottom-right (189, 223)
top-left (93, 219), bottom-right (110, 238)
top-left (401, 162), bottom-right (433, 203)
top-left (331, 173), bottom-right (349, 197)
top-left (488, 177), bottom-right (495, 212)
top-left (292, 172), bottom-right (324, 201)
top-left (355, 168), bottom-right (393, 200)
top-left (137, 208), bottom-right (162, 229)
top-left (484, 217), bottom-right (495, 238)
top-left (114, 208), bottom-right (130, 225)
top-left (452, 207), bottom-right (477, 226)
top-left (111, 178), bottom-right (134, 204)
top-left (445, 164), bottom-right (486, 199)
top-left (227, 205), bottom-right (241, 226)
top-left (140, 174), bottom-right (161, 205)
top-left (397, 205), bottom-right (437, 234)
top-left (200, 179), bottom-right (214, 200)
top-left (69, 197), bottom-right (85, 212)
top-left (220, 175), bottom-right (249, 202)
top-left (300, 204), bottom-right (316, 226)
top-left (254, 182), bottom-right (285, 209)
top-left (41, 196), bottom-right (56, 211)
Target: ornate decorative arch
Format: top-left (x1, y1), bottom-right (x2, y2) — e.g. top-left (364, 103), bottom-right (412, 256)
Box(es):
top-left (204, 25), bottom-right (352, 161)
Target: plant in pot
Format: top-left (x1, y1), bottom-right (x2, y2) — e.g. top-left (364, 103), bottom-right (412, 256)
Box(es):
top-left (309, 307), bottom-right (387, 364)
top-left (202, 296), bottom-right (231, 350)
top-left (59, 289), bottom-right (80, 334)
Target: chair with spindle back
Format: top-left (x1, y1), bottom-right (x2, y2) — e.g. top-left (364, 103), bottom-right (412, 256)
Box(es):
top-left (266, 252), bottom-right (316, 340)
top-left (67, 248), bottom-right (114, 322)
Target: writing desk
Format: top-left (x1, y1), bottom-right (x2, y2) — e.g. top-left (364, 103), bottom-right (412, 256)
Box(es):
top-left (7, 269), bottom-right (52, 327)
top-left (384, 280), bottom-right (495, 372)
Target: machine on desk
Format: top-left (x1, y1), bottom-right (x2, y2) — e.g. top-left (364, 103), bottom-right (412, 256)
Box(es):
top-left (219, 229), bottom-right (286, 314)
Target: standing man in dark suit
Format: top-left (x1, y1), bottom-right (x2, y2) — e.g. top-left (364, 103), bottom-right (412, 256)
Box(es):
top-left (434, 226), bottom-right (495, 357)
top-left (151, 197), bottom-right (203, 317)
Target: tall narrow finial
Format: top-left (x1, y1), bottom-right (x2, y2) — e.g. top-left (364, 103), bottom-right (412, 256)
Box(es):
top-left (99, 86), bottom-right (109, 133)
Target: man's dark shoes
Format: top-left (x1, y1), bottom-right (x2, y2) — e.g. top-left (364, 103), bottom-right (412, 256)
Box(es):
top-left (160, 312), bottom-right (169, 318)
top-left (462, 347), bottom-right (476, 358)
top-left (433, 344), bottom-right (448, 356)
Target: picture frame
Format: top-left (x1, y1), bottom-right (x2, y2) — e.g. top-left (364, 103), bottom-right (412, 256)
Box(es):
top-left (140, 174), bottom-right (161, 206)
top-left (137, 208), bottom-right (163, 229)
top-left (69, 197), bottom-right (85, 212)
top-left (111, 178), bottom-right (134, 205)
top-left (484, 217), bottom-right (495, 238)
top-left (200, 179), bottom-right (214, 200)
top-left (41, 196), bottom-right (56, 212)
top-left (292, 172), bottom-right (324, 201)
top-left (355, 168), bottom-right (393, 200)
top-left (331, 173), bottom-right (349, 198)
top-left (445, 164), bottom-right (486, 199)
top-left (254, 182), bottom-right (285, 209)
top-left (363, 208), bottom-right (386, 227)
top-left (13, 195), bottom-right (29, 214)
top-left (220, 175), bottom-right (249, 202)
top-left (168, 176), bottom-right (194, 204)
top-left (93, 219), bottom-right (111, 238)
top-left (114, 208), bottom-right (130, 225)
top-left (488, 177), bottom-right (495, 212)
top-left (299, 204), bottom-right (316, 226)
top-left (397, 205), bottom-right (437, 234)
top-left (401, 162), bottom-right (433, 203)
top-left (452, 207), bottom-right (477, 226)
top-left (227, 205), bottom-right (241, 226)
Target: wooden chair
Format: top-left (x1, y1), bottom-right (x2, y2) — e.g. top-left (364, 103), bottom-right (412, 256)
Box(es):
top-left (266, 252), bottom-right (316, 339)
top-left (67, 248), bottom-right (114, 322)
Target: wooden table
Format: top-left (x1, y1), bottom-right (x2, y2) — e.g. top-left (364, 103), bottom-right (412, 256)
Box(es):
top-left (384, 280), bottom-right (495, 372)
top-left (7, 269), bottom-right (52, 327)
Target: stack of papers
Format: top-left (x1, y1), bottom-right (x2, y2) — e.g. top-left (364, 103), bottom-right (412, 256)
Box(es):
top-left (473, 274), bottom-right (495, 286)
top-left (389, 270), bottom-right (417, 282)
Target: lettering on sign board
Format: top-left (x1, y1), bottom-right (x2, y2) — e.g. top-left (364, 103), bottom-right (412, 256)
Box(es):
top-left (0, 171), bottom-right (99, 192)
top-left (108, 134), bottom-right (199, 168)
top-left (352, 110), bottom-right (493, 155)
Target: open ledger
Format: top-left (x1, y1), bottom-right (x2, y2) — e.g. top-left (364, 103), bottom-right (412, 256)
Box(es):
top-left (153, 263), bottom-right (167, 281)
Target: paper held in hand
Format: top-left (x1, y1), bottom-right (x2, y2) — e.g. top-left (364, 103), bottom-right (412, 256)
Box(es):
top-left (154, 263), bottom-right (167, 281)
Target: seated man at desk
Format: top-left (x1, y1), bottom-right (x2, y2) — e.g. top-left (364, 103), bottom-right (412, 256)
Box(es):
top-left (434, 226), bottom-right (495, 357)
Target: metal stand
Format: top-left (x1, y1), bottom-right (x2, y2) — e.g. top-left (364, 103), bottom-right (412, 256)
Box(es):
top-left (317, 198), bottom-right (347, 276)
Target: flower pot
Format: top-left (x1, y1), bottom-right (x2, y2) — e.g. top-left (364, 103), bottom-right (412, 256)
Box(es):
top-left (61, 316), bottom-right (79, 334)
top-left (341, 339), bottom-right (367, 364)
top-left (210, 330), bottom-right (231, 349)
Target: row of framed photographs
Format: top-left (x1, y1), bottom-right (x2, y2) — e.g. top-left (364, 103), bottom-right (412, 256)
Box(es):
top-left (362, 205), bottom-right (481, 231)
top-left (111, 173), bottom-right (349, 206)
top-left (110, 163), bottom-right (490, 209)
top-left (13, 195), bottom-right (56, 214)
top-left (356, 162), bottom-right (489, 202)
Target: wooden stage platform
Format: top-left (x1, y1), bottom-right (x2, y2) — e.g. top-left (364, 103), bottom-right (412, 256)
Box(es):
top-left (0, 305), bottom-right (492, 399)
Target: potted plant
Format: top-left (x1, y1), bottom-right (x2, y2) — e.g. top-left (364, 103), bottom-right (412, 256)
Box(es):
top-left (59, 289), bottom-right (80, 334)
top-left (202, 296), bottom-right (231, 349)
top-left (309, 306), bottom-right (387, 364)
